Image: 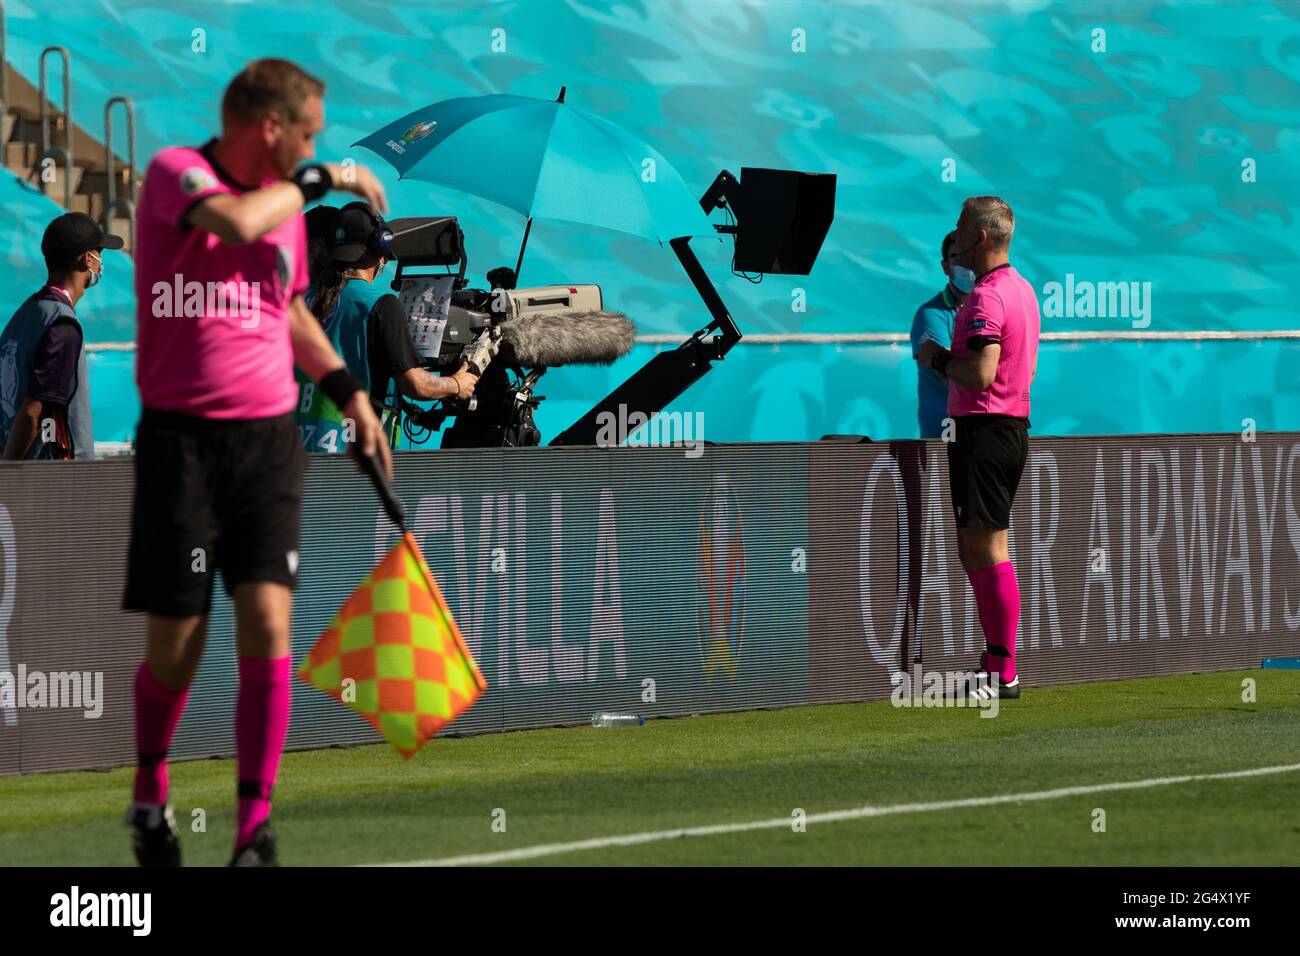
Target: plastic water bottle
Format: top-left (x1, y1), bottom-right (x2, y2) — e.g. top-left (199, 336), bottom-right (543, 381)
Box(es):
top-left (591, 712), bottom-right (645, 728)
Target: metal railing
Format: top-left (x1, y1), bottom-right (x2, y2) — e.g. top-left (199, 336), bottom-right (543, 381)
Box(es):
top-left (104, 95), bottom-right (136, 250)
top-left (1, 0), bottom-right (9, 118)
top-left (634, 330), bottom-right (1300, 345)
top-left (36, 45), bottom-right (72, 208)
top-left (85, 329), bottom-right (1300, 354)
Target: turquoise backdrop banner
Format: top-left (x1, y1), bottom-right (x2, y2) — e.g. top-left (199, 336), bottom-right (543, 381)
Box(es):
top-left (1, 1), bottom-right (1296, 442)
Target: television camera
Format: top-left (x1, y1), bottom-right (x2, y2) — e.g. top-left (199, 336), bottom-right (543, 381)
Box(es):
top-left (385, 165), bottom-right (835, 449)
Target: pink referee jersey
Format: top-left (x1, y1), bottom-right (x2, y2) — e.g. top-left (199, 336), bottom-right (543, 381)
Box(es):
top-left (134, 142), bottom-right (308, 420)
top-left (948, 263), bottom-right (1040, 418)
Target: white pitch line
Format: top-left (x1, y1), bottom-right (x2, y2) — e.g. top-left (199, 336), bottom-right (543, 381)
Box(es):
top-left (369, 761), bottom-right (1300, 867)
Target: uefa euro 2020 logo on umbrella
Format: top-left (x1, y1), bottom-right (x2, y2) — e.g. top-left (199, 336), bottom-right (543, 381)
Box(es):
top-left (386, 119), bottom-right (438, 156)
top-left (697, 476), bottom-right (746, 683)
top-left (402, 119), bottom-right (437, 145)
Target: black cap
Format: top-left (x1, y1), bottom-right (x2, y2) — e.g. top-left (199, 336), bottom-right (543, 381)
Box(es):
top-left (41, 212), bottom-right (124, 269)
top-left (304, 204), bottom-right (340, 244)
top-left (329, 203), bottom-right (391, 264)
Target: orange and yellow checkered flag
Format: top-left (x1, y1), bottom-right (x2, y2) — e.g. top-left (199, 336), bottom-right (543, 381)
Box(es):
top-left (297, 532), bottom-right (487, 758)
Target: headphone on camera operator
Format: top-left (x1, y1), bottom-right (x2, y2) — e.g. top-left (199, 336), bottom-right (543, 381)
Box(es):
top-left (310, 202), bottom-right (395, 320)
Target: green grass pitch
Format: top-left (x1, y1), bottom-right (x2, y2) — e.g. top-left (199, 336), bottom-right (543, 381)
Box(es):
top-left (1, 670), bottom-right (1298, 866)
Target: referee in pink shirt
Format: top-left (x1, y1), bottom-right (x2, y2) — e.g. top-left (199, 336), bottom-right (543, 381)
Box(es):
top-left (916, 196), bottom-right (1040, 700)
top-left (122, 59), bottom-right (392, 866)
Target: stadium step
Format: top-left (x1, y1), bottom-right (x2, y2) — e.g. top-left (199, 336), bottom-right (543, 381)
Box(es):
top-left (1, 61), bottom-right (139, 253)
top-left (44, 160), bottom-right (86, 196)
top-left (4, 137), bottom-right (34, 169)
top-left (77, 171), bottom-right (112, 220)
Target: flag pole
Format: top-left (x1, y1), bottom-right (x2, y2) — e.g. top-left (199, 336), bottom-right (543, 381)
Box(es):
top-left (358, 451), bottom-right (487, 692)
top-left (357, 449), bottom-right (407, 532)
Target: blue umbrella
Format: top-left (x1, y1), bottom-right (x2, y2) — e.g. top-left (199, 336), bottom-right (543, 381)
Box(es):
top-left (353, 87), bottom-right (715, 280)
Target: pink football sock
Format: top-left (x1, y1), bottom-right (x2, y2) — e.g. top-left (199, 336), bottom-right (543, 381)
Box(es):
top-left (967, 561), bottom-right (1020, 683)
top-left (235, 656), bottom-right (292, 848)
top-left (133, 662), bottom-right (191, 805)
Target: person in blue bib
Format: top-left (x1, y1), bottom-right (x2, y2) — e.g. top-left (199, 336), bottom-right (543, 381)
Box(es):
top-left (295, 202), bottom-right (477, 453)
top-left (1, 213), bottom-right (121, 460)
top-left (909, 230), bottom-right (971, 439)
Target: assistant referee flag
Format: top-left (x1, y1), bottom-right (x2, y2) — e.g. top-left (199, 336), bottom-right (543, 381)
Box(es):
top-left (298, 533), bottom-right (487, 757)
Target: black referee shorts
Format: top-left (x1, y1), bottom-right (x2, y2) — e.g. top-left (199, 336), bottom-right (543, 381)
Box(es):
top-left (946, 414), bottom-right (1030, 529)
top-left (122, 409), bottom-right (306, 618)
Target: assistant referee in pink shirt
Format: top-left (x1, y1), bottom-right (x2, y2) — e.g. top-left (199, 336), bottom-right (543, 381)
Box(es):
top-left (917, 196), bottom-right (1040, 701)
top-left (122, 59), bottom-right (393, 866)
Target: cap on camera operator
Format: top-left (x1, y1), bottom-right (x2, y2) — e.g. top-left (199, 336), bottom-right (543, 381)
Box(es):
top-left (294, 202), bottom-right (478, 453)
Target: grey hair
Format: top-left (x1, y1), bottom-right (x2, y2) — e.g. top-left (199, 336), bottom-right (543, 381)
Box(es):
top-left (962, 196), bottom-right (1015, 249)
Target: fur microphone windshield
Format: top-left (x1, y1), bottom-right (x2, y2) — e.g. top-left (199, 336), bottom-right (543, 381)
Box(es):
top-left (498, 310), bottom-right (637, 367)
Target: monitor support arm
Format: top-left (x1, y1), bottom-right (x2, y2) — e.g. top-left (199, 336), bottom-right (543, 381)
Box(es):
top-left (549, 170), bottom-right (744, 446)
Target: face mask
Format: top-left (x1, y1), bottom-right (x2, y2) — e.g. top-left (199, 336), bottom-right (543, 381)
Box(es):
top-left (87, 252), bottom-right (103, 288)
top-left (950, 265), bottom-right (976, 293)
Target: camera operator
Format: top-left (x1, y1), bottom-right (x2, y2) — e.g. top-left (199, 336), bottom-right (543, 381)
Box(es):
top-left (295, 202), bottom-right (478, 453)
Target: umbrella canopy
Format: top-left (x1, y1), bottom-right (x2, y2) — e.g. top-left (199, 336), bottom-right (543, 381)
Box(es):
top-left (353, 90), bottom-right (715, 246)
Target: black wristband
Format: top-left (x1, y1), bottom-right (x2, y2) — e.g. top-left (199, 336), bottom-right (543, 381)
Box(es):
top-left (320, 367), bottom-right (362, 409)
top-left (293, 164), bottom-right (332, 203)
top-left (931, 349), bottom-right (953, 376)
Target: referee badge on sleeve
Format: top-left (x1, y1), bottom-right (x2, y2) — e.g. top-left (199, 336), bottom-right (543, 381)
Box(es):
top-left (179, 167), bottom-right (218, 196)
